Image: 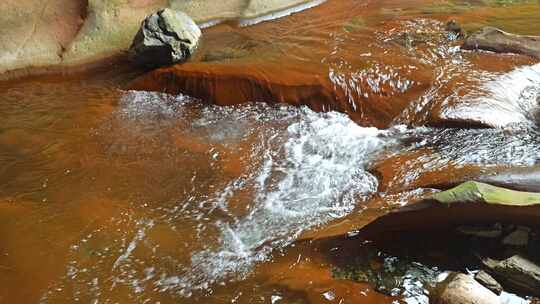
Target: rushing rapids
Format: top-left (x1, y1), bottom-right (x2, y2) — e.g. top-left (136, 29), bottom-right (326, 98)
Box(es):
top-left (1, 0), bottom-right (540, 304)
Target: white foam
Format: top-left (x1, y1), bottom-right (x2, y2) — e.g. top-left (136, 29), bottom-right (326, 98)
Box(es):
top-left (112, 220), bottom-right (154, 270)
top-left (42, 91), bottom-right (540, 302)
top-left (442, 63), bottom-right (540, 127)
top-left (158, 108), bottom-right (390, 294)
top-left (118, 90), bottom-right (193, 120)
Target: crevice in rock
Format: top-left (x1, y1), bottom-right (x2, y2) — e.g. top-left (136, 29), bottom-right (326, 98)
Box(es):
top-left (58, 0), bottom-right (90, 62)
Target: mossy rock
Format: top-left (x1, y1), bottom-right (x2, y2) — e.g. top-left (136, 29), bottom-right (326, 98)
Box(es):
top-left (431, 181), bottom-right (540, 206)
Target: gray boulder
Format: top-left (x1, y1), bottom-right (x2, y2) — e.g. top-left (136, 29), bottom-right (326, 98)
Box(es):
top-left (474, 270), bottom-right (503, 295)
top-left (128, 8), bottom-right (201, 68)
top-left (484, 255), bottom-right (540, 296)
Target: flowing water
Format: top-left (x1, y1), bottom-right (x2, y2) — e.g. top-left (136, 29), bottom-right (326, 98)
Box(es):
top-left (1, 0), bottom-right (540, 303)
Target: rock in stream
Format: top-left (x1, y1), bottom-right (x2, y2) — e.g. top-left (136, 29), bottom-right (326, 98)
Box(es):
top-left (463, 27), bottom-right (540, 59)
top-left (484, 255), bottom-right (540, 296)
top-left (474, 270), bottom-right (503, 295)
top-left (433, 273), bottom-right (501, 304)
top-left (128, 8), bottom-right (201, 68)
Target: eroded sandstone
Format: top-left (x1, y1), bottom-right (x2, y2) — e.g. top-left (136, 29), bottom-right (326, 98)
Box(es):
top-left (0, 0), bottom-right (324, 78)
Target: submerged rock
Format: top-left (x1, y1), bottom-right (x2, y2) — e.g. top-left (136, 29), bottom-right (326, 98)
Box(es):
top-left (474, 270), bottom-right (503, 295)
top-left (433, 273), bottom-right (501, 304)
top-left (331, 246), bottom-right (438, 301)
top-left (130, 61), bottom-right (344, 109)
top-left (502, 226), bottom-right (530, 247)
top-left (484, 255), bottom-right (540, 296)
top-left (463, 27), bottom-right (540, 59)
top-left (128, 9), bottom-right (201, 68)
top-left (129, 58), bottom-right (431, 128)
top-left (456, 223), bottom-right (502, 238)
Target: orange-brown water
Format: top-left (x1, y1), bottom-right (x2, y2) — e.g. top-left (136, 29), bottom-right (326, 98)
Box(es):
top-left (1, 1), bottom-right (540, 303)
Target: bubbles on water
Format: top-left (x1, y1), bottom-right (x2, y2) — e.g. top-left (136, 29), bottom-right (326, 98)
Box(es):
top-left (442, 63), bottom-right (540, 128)
top-left (158, 109), bottom-right (391, 296)
top-left (118, 90), bottom-right (194, 121)
top-left (42, 60), bottom-right (540, 302)
top-left (378, 125), bottom-right (540, 192)
top-left (43, 92), bottom-right (394, 302)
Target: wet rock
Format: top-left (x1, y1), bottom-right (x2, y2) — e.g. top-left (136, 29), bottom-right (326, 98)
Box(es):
top-left (502, 226), bottom-right (530, 246)
top-left (335, 182), bottom-right (540, 241)
top-left (457, 223), bottom-right (502, 238)
top-left (478, 166), bottom-right (540, 193)
top-left (0, 0), bottom-right (323, 78)
top-left (0, 0), bottom-right (87, 76)
top-left (432, 272), bottom-right (501, 304)
top-left (130, 61), bottom-right (344, 109)
top-left (130, 57), bottom-right (432, 128)
top-left (445, 20), bottom-right (464, 38)
top-left (474, 270), bottom-right (502, 295)
top-left (463, 27), bottom-right (540, 59)
top-left (484, 255), bottom-right (540, 296)
top-left (431, 181), bottom-right (540, 207)
top-left (128, 9), bottom-right (201, 68)
top-left (391, 32), bottom-right (430, 48)
top-left (201, 48), bottom-right (251, 62)
top-left (332, 247), bottom-right (437, 301)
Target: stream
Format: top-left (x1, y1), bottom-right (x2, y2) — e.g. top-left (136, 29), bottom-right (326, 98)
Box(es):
top-left (1, 0), bottom-right (540, 303)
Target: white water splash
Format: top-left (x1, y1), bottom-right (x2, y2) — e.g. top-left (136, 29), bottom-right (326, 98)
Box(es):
top-left (442, 63), bottom-right (540, 127)
top-left (112, 220), bottom-right (154, 270)
top-left (117, 90), bottom-right (193, 120)
top-left (43, 96), bottom-right (394, 302)
top-left (156, 109), bottom-right (390, 295)
top-left (41, 85), bottom-right (540, 302)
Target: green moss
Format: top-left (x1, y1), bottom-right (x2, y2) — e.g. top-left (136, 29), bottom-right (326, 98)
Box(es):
top-left (431, 181), bottom-right (540, 206)
top-left (332, 248), bottom-right (438, 296)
